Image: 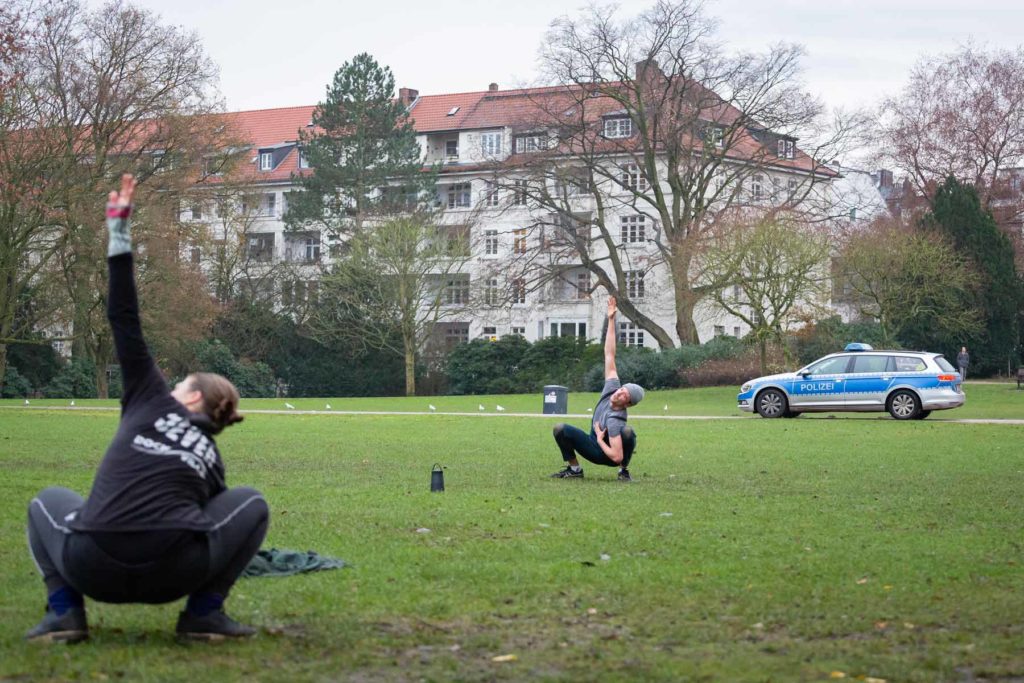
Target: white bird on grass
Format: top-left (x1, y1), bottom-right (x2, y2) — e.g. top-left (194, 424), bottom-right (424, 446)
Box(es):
top-left (479, 404), bottom-right (485, 411)
top-left (70, 400), bottom-right (75, 406)
top-left (496, 405), bottom-right (505, 412)
top-left (24, 399), bottom-right (29, 405)
top-left (428, 404), bottom-right (437, 412)
top-left (325, 403), bottom-right (332, 410)
top-left (587, 407), bottom-right (593, 413)
top-left (285, 402), bottom-right (295, 410)
top-left (663, 404), bottom-right (668, 412)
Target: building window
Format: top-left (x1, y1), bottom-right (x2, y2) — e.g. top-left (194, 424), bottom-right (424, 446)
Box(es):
top-left (481, 326), bottom-right (497, 341)
top-left (514, 134), bottom-right (548, 153)
top-left (441, 323), bottom-right (470, 349)
top-left (483, 229), bottom-right (499, 256)
top-left (190, 204), bottom-right (203, 221)
top-left (445, 275), bottom-right (470, 305)
top-left (621, 163), bottom-right (649, 193)
top-left (247, 233), bottom-right (275, 262)
top-left (714, 325), bottom-right (725, 337)
top-left (618, 322), bottom-right (644, 347)
top-left (513, 228), bottom-right (528, 254)
top-left (445, 139), bottom-right (459, 160)
top-left (733, 326), bottom-right (741, 337)
top-left (298, 149), bottom-right (310, 169)
top-left (485, 277), bottom-right (500, 306)
top-left (439, 225), bottom-right (470, 257)
top-left (511, 277), bottom-right (526, 304)
top-left (620, 215), bottom-right (646, 243)
top-left (575, 271), bottom-right (591, 300)
top-left (777, 139), bottom-right (794, 159)
top-left (513, 179), bottom-right (528, 206)
top-left (304, 235), bottom-right (320, 262)
top-left (189, 246), bottom-right (201, 264)
top-left (604, 117), bottom-right (633, 139)
top-left (626, 270), bottom-right (645, 299)
top-left (750, 175), bottom-right (764, 201)
top-left (511, 326), bottom-right (525, 337)
top-left (481, 132), bottom-right (502, 157)
top-left (550, 321), bottom-right (587, 339)
top-left (262, 193), bottom-right (276, 216)
top-left (260, 152), bottom-right (273, 171)
top-left (447, 183), bottom-right (471, 209)
top-left (707, 126), bottom-right (724, 148)
top-left (484, 181), bottom-right (500, 207)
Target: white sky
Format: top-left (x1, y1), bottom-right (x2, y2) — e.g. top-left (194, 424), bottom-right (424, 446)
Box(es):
top-left (120, 0), bottom-right (1020, 114)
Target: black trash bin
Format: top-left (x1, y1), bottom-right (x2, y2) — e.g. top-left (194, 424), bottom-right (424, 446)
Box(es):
top-left (542, 385), bottom-right (568, 415)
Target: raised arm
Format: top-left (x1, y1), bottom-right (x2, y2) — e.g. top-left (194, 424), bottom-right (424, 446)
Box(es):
top-left (106, 174), bottom-right (167, 407)
top-left (604, 296), bottom-right (618, 380)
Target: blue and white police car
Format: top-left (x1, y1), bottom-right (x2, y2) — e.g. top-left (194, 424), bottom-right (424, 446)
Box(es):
top-left (737, 343), bottom-right (965, 420)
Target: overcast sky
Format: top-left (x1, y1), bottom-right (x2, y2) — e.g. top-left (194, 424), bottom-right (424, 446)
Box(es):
top-left (120, 0), bottom-right (1020, 114)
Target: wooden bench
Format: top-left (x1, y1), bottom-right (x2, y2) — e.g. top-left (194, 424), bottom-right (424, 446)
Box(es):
top-left (1017, 367), bottom-right (1024, 389)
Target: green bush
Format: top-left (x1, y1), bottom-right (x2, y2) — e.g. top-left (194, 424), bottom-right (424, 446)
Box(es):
top-left (446, 335), bottom-right (600, 395)
top-left (584, 336), bottom-right (748, 390)
top-left (43, 358), bottom-right (98, 398)
top-left (792, 317), bottom-right (889, 365)
top-left (192, 339), bottom-right (277, 398)
top-left (2, 365), bottom-right (33, 398)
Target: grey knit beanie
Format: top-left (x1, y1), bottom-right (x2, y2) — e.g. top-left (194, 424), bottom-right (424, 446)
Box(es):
top-left (623, 382), bottom-right (645, 406)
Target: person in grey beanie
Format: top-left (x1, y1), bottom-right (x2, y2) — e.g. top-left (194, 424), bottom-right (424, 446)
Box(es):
top-left (551, 296), bottom-right (645, 482)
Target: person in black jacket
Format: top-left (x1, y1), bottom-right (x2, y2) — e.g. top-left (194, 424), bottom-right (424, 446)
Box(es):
top-left (25, 175), bottom-right (270, 642)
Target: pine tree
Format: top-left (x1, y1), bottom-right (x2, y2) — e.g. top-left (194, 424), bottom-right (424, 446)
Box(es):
top-left (285, 53), bottom-right (434, 239)
top-left (921, 177), bottom-right (1021, 375)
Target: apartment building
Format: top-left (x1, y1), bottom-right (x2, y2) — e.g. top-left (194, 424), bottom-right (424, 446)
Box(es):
top-left (192, 76), bottom-right (867, 349)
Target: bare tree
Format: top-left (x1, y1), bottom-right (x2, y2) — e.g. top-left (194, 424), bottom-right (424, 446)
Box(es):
top-left (310, 214), bottom-right (474, 396)
top-left (704, 212), bottom-right (831, 371)
top-left (881, 44), bottom-right (1024, 222)
top-left (10, 0), bottom-right (230, 396)
top-left (490, 0), bottom-right (861, 347)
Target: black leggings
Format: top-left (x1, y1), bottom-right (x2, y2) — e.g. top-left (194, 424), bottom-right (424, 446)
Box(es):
top-left (27, 487), bottom-right (269, 604)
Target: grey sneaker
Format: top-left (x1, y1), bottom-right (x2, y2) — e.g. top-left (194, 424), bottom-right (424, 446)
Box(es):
top-left (551, 466), bottom-right (584, 479)
top-left (25, 606), bottom-right (88, 643)
top-left (176, 609), bottom-right (256, 641)
top-left (617, 468), bottom-right (633, 482)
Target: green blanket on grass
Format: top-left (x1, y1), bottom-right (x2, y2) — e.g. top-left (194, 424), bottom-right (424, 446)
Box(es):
top-left (242, 548), bottom-right (348, 578)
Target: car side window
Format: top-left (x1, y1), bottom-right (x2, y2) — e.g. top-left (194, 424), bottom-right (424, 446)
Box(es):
top-left (893, 356), bottom-right (926, 372)
top-left (852, 355), bottom-right (889, 373)
top-left (807, 356), bottom-right (852, 375)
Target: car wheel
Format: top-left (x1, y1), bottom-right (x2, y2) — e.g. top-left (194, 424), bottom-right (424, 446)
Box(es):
top-left (782, 411), bottom-right (802, 418)
top-left (913, 410), bottom-right (932, 420)
top-left (755, 389), bottom-right (787, 418)
top-left (888, 390), bottom-right (921, 420)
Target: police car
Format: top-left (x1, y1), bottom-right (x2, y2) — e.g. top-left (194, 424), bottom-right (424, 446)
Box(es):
top-left (737, 343), bottom-right (965, 420)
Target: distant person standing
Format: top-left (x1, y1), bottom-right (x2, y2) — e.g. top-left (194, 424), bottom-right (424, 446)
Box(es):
top-left (957, 346), bottom-right (970, 380)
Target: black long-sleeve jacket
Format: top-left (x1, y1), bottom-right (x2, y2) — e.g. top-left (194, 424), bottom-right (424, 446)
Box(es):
top-left (68, 253), bottom-right (227, 532)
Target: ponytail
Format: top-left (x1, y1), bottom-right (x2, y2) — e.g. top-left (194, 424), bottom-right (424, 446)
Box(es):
top-left (189, 372), bottom-right (244, 435)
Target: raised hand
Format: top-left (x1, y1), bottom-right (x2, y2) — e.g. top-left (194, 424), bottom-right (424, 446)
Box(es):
top-left (607, 295), bottom-right (617, 319)
top-left (108, 174), bottom-right (136, 208)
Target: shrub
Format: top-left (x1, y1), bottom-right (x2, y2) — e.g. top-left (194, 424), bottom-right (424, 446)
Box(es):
top-left (192, 339), bottom-right (276, 397)
top-left (679, 349), bottom-right (765, 388)
top-left (792, 317), bottom-right (888, 365)
top-left (2, 365), bottom-right (33, 398)
top-left (42, 358), bottom-right (98, 398)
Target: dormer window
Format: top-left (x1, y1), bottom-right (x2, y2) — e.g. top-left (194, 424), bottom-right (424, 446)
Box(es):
top-left (777, 139), bottom-right (794, 159)
top-left (604, 117), bottom-right (633, 139)
top-left (297, 148), bottom-right (310, 169)
top-left (259, 152), bottom-right (273, 171)
top-left (707, 126), bottom-right (724, 148)
top-left (514, 134), bottom-right (548, 153)
top-left (445, 139), bottom-right (459, 160)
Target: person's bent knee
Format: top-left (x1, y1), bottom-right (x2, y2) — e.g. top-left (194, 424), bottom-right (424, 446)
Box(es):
top-left (553, 423), bottom-right (566, 438)
top-left (621, 426), bottom-right (635, 442)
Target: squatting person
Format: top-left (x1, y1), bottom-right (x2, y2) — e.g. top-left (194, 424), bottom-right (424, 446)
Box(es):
top-left (551, 296), bottom-right (644, 482)
top-left (25, 174), bottom-right (269, 642)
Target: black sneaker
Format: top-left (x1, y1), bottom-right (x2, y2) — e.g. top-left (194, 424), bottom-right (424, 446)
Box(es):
top-left (551, 466), bottom-right (583, 479)
top-left (25, 606), bottom-right (88, 643)
top-left (176, 609), bottom-right (256, 641)
top-left (617, 468), bottom-right (633, 482)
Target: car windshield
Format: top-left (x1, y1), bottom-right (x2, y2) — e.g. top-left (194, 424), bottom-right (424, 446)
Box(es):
top-left (934, 356), bottom-right (956, 373)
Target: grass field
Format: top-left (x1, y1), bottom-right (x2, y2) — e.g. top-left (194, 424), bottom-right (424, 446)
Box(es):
top-left (1, 383), bottom-right (1022, 681)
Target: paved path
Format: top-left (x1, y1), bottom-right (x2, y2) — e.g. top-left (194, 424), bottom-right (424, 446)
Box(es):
top-left (4, 405), bottom-right (1024, 424)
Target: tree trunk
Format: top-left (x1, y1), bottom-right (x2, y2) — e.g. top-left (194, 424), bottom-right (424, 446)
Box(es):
top-left (0, 342), bottom-right (7, 395)
top-left (403, 335), bottom-right (416, 397)
top-left (670, 246), bottom-right (700, 345)
top-left (759, 338), bottom-right (768, 375)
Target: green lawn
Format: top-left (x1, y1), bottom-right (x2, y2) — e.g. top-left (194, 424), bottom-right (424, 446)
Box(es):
top-left (1, 386), bottom-right (1022, 681)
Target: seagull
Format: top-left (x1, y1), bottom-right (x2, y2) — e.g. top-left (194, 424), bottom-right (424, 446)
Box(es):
top-left (496, 405), bottom-right (505, 412)
top-left (587, 407), bottom-right (593, 413)
top-left (24, 399), bottom-right (30, 405)
top-left (285, 402), bottom-right (295, 410)
top-left (663, 404), bottom-right (669, 412)
top-left (70, 400), bottom-right (75, 406)
top-left (479, 404), bottom-right (485, 411)
top-left (325, 403), bottom-right (331, 410)
top-left (428, 404), bottom-right (437, 412)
